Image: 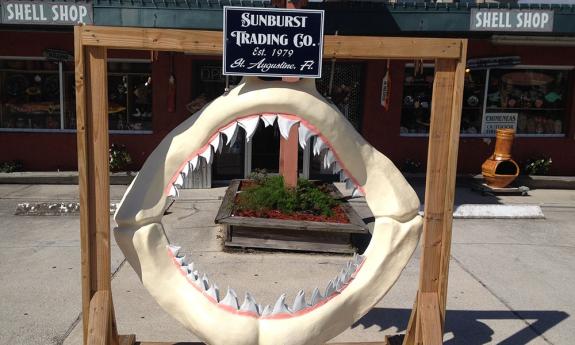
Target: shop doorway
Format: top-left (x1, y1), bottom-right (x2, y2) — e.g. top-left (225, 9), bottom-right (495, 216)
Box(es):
top-left (246, 122), bottom-right (305, 177)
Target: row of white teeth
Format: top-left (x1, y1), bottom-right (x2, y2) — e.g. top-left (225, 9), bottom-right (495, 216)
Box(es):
top-left (168, 245), bottom-right (365, 317)
top-left (168, 114), bottom-right (364, 198)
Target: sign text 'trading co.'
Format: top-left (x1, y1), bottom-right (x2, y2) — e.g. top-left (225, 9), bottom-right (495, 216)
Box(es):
top-left (1, 0), bottom-right (93, 25)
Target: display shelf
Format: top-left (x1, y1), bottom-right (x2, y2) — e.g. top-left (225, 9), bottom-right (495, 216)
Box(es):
top-left (485, 107), bottom-right (565, 111)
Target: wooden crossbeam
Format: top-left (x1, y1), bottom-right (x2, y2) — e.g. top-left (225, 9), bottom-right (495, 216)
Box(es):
top-left (77, 26), bottom-right (463, 60)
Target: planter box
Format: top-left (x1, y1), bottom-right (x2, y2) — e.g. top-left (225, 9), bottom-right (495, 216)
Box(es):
top-left (215, 180), bottom-right (368, 254)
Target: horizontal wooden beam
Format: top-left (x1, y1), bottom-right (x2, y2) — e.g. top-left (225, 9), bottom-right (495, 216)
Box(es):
top-left (78, 25), bottom-right (464, 60)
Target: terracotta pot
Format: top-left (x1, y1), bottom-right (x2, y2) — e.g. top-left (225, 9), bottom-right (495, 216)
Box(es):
top-left (481, 128), bottom-right (520, 188)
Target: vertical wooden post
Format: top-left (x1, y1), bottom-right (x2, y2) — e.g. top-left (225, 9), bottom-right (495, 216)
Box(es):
top-left (277, 0), bottom-right (302, 188)
top-left (279, 123), bottom-right (299, 188)
top-left (76, 26), bottom-right (117, 345)
top-left (403, 40), bottom-right (467, 345)
top-left (438, 41), bottom-right (467, 325)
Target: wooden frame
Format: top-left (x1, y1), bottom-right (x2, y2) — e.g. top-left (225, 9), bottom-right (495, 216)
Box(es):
top-left (74, 24), bottom-right (467, 345)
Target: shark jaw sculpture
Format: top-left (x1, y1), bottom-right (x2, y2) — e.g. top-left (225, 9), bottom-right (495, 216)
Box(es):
top-left (114, 77), bottom-right (423, 345)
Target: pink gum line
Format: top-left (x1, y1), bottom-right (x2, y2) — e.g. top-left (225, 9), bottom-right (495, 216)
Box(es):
top-left (167, 247), bottom-right (365, 320)
top-left (164, 113), bottom-right (367, 196)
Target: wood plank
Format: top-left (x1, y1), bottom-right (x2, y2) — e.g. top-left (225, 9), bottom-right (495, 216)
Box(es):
top-left (75, 25), bottom-right (92, 345)
top-left (219, 216), bottom-right (367, 234)
top-left (419, 59), bottom-right (457, 294)
top-left (279, 123), bottom-right (299, 188)
top-left (85, 46), bottom-right (111, 293)
top-left (419, 292), bottom-right (442, 345)
top-left (227, 226), bottom-right (354, 254)
top-left (438, 41), bottom-right (467, 327)
top-left (78, 26), bottom-right (463, 59)
top-left (323, 35), bottom-right (462, 60)
top-left (87, 290), bottom-right (110, 345)
top-left (214, 180), bottom-right (240, 222)
top-left (401, 295), bottom-right (418, 345)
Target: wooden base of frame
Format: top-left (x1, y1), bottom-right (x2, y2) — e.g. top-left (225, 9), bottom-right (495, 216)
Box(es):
top-left (75, 24), bottom-right (467, 345)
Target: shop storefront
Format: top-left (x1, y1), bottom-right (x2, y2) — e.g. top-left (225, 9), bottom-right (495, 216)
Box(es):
top-left (1, 1), bottom-right (574, 178)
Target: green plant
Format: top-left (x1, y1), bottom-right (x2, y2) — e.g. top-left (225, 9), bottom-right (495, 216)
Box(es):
top-left (524, 156), bottom-right (552, 176)
top-left (237, 174), bottom-right (339, 217)
top-left (0, 160), bottom-right (23, 173)
top-left (109, 144), bottom-right (132, 172)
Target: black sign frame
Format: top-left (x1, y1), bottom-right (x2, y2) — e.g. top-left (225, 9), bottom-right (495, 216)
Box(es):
top-left (223, 6), bottom-right (324, 79)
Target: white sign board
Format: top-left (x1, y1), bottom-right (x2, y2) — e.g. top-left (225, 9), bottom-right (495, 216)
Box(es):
top-left (482, 112), bottom-right (518, 135)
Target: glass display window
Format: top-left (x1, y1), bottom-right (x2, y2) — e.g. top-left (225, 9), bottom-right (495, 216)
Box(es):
top-left (400, 64), bottom-right (571, 137)
top-left (0, 58), bottom-right (63, 130)
top-left (486, 68), bottom-right (568, 135)
top-left (1, 57), bottom-right (153, 133)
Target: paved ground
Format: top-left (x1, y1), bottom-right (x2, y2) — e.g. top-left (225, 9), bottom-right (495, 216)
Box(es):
top-left (0, 183), bottom-right (573, 345)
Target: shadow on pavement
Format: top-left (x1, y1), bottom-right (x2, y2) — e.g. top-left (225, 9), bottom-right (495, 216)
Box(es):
top-left (353, 307), bottom-right (569, 345)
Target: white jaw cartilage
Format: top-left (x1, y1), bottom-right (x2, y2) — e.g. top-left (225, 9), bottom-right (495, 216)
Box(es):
top-left (114, 77), bottom-right (423, 345)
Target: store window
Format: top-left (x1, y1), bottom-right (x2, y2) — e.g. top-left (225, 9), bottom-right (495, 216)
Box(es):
top-left (400, 65), bottom-right (571, 137)
top-left (0, 57), bottom-right (153, 132)
top-left (0, 59), bottom-right (63, 130)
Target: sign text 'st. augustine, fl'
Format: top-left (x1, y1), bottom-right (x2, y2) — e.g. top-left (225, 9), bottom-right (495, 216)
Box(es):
top-left (223, 7), bottom-right (324, 78)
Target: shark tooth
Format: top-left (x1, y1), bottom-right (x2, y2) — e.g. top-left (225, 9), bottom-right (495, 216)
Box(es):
top-left (199, 146), bottom-right (213, 165)
top-left (168, 184), bottom-right (178, 197)
top-left (200, 273), bottom-right (210, 291)
top-left (323, 150), bottom-right (335, 169)
top-left (345, 179), bottom-right (355, 190)
top-left (277, 116), bottom-right (299, 140)
top-left (298, 125), bottom-right (314, 149)
top-left (325, 280), bottom-right (336, 297)
top-left (313, 137), bottom-right (327, 156)
top-left (261, 114), bottom-right (277, 127)
top-left (174, 255), bottom-right (187, 266)
top-left (261, 305), bottom-right (272, 317)
top-left (220, 288), bottom-right (239, 310)
top-left (206, 284), bottom-right (220, 302)
top-left (352, 188), bottom-right (364, 198)
top-left (332, 162), bottom-right (342, 174)
top-left (355, 254), bottom-right (365, 265)
top-left (291, 290), bottom-right (306, 312)
top-left (221, 122), bottom-right (239, 146)
top-left (167, 245), bottom-right (181, 256)
top-left (310, 287), bottom-right (323, 306)
top-left (240, 292), bottom-right (259, 314)
top-left (271, 293), bottom-right (290, 315)
top-left (187, 271), bottom-right (198, 282)
top-left (238, 117), bottom-right (260, 142)
top-left (210, 133), bottom-right (223, 154)
top-left (174, 173), bottom-right (184, 187)
top-left (189, 156), bottom-right (199, 171)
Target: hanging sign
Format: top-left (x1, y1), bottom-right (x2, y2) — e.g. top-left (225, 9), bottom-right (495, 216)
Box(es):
top-left (223, 6), bottom-right (324, 78)
top-left (470, 9), bottom-right (553, 32)
top-left (481, 112), bottom-right (518, 135)
top-left (1, 0), bottom-right (93, 25)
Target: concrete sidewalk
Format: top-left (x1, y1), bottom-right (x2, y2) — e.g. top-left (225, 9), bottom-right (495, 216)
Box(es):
top-left (0, 183), bottom-right (573, 344)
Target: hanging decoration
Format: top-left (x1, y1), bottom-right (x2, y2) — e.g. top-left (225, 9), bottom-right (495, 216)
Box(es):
top-left (167, 53), bottom-right (176, 113)
top-left (381, 59), bottom-right (391, 110)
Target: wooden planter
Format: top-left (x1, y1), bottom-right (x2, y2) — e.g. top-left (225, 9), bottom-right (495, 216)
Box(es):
top-left (214, 180), bottom-right (369, 254)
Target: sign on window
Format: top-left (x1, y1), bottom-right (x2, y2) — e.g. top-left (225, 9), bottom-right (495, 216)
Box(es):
top-left (223, 6), bottom-right (324, 78)
top-left (481, 113), bottom-right (518, 135)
